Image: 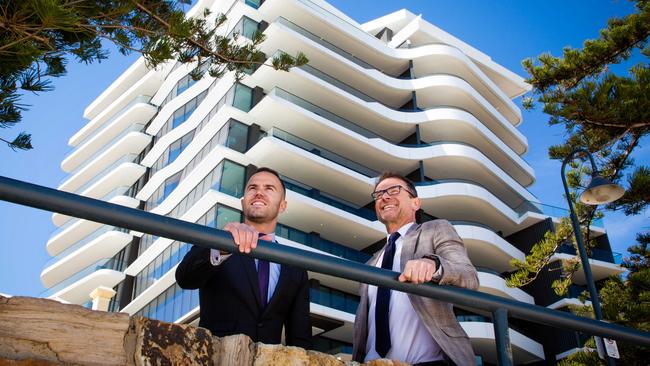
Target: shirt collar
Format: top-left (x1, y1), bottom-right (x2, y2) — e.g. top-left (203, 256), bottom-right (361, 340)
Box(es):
top-left (386, 222), bottom-right (415, 241)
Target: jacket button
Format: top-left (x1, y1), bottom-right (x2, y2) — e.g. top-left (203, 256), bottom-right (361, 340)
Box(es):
top-left (257, 322), bottom-right (263, 327)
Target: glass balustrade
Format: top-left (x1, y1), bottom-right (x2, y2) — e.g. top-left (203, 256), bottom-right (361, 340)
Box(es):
top-left (69, 95), bottom-right (153, 151)
top-left (44, 226), bottom-right (129, 269)
top-left (63, 124), bottom-right (146, 180)
top-left (557, 244), bottom-right (622, 265)
top-left (514, 201), bottom-right (605, 227)
top-left (275, 223), bottom-right (371, 263)
top-left (269, 87), bottom-right (530, 194)
top-left (73, 154), bottom-right (140, 194)
top-left (309, 285), bottom-right (360, 314)
top-left (267, 128), bottom-right (379, 177)
top-left (41, 257), bottom-right (127, 298)
top-left (276, 17), bottom-right (376, 71)
top-left (50, 186), bottom-right (134, 237)
top-left (281, 176), bottom-right (375, 221)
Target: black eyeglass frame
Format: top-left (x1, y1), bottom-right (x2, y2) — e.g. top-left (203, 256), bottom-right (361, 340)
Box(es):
top-left (371, 184), bottom-right (417, 200)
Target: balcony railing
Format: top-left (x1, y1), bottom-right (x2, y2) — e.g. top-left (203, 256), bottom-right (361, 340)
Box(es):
top-left (44, 226), bottom-right (129, 269)
top-left (267, 127), bottom-right (379, 177)
top-left (68, 95), bottom-right (153, 153)
top-left (281, 176), bottom-right (376, 221)
top-left (2, 176), bottom-right (649, 366)
top-left (514, 201), bottom-right (605, 227)
top-left (41, 257), bottom-right (127, 298)
top-left (73, 154), bottom-right (140, 194)
top-left (558, 244), bottom-right (622, 265)
top-left (49, 186), bottom-right (135, 236)
top-left (62, 124), bottom-right (146, 181)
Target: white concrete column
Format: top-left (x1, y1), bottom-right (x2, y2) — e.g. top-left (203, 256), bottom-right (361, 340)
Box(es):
top-left (89, 286), bottom-right (117, 312)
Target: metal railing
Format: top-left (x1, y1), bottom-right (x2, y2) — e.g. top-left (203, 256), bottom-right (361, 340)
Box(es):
top-left (1, 175), bottom-right (648, 366)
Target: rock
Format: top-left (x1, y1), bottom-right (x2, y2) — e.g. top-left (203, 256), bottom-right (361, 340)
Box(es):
top-left (0, 296), bottom-right (129, 366)
top-left (254, 344), bottom-right (310, 366)
top-left (215, 334), bottom-right (255, 366)
top-left (132, 316), bottom-right (214, 366)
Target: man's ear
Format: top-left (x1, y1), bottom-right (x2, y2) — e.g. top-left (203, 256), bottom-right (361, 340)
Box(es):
top-left (411, 197), bottom-right (421, 211)
top-left (240, 197), bottom-right (245, 210)
top-left (279, 199), bottom-right (288, 214)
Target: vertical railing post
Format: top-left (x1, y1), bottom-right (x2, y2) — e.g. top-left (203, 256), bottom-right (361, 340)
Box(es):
top-left (493, 308), bottom-right (513, 366)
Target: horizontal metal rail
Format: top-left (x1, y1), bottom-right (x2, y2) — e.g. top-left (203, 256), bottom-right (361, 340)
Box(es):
top-left (1, 175), bottom-right (649, 350)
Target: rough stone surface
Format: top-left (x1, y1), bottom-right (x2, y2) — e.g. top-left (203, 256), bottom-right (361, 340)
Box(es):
top-left (0, 359), bottom-right (62, 366)
top-left (254, 344), bottom-right (310, 366)
top-left (133, 316), bottom-right (214, 366)
top-left (366, 360), bottom-right (410, 366)
top-left (306, 350), bottom-right (348, 365)
top-left (0, 296), bottom-right (130, 366)
top-left (0, 296), bottom-right (411, 366)
top-left (216, 334), bottom-right (255, 366)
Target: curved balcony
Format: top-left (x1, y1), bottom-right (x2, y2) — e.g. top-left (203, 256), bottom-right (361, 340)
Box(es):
top-left (41, 229), bottom-right (132, 288)
top-left (52, 157), bottom-right (146, 226)
top-left (48, 186), bottom-right (139, 247)
top-left (42, 258), bottom-right (126, 305)
top-left (459, 317), bottom-right (545, 364)
top-left (255, 37), bottom-right (527, 155)
top-left (551, 250), bottom-right (625, 284)
top-left (451, 222), bottom-right (525, 273)
top-left (259, 6), bottom-right (526, 106)
top-left (250, 89), bottom-right (534, 208)
top-left (476, 267), bottom-right (534, 304)
top-left (44, 226), bottom-right (129, 270)
top-left (255, 60), bottom-right (531, 178)
top-left (280, 188), bottom-right (383, 249)
top-left (62, 95), bottom-right (157, 172)
top-left (59, 125), bottom-right (151, 192)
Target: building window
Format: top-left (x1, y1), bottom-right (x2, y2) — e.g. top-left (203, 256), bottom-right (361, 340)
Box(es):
top-left (229, 16), bottom-right (260, 40)
top-left (167, 130), bottom-right (195, 165)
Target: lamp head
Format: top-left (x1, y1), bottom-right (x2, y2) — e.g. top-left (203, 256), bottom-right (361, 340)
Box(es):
top-left (579, 175), bottom-right (625, 205)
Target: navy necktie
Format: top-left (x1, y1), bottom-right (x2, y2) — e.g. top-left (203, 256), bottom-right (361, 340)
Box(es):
top-left (257, 233), bottom-right (273, 308)
top-left (375, 231), bottom-right (400, 357)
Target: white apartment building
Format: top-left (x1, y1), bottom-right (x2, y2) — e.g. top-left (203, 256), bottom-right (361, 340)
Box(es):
top-left (41, 0), bottom-right (624, 364)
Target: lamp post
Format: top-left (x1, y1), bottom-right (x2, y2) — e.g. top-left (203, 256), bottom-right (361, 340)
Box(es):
top-left (561, 148), bottom-right (625, 365)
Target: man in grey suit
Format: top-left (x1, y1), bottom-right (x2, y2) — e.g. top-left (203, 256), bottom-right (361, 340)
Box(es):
top-left (352, 172), bottom-right (479, 366)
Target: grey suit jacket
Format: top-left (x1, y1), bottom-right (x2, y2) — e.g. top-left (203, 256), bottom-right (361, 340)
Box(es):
top-left (352, 220), bottom-right (479, 366)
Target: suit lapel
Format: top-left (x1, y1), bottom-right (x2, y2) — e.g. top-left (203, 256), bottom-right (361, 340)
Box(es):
top-left (240, 255), bottom-right (263, 310)
top-left (400, 223), bottom-right (421, 272)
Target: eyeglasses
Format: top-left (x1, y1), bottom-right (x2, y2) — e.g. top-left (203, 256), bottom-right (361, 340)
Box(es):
top-left (371, 185), bottom-right (416, 200)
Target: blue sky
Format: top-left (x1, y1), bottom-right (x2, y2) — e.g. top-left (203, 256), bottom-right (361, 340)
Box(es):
top-left (1, 0), bottom-right (647, 297)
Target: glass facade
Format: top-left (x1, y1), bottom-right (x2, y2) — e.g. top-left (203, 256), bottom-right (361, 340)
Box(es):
top-left (151, 130), bottom-right (195, 175)
top-left (139, 160), bottom-right (246, 254)
top-left (229, 16), bottom-right (260, 40)
top-left (146, 172), bottom-right (182, 210)
top-left (310, 283), bottom-right (359, 314)
top-left (155, 89), bottom-right (208, 141)
top-left (275, 223), bottom-right (370, 263)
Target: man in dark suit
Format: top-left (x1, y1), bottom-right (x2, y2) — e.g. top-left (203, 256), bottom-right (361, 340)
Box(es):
top-left (353, 172), bottom-right (478, 366)
top-left (176, 167), bottom-right (311, 348)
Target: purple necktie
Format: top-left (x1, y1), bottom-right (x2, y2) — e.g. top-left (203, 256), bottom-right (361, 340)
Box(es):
top-left (257, 233), bottom-right (273, 308)
top-left (375, 232), bottom-right (400, 357)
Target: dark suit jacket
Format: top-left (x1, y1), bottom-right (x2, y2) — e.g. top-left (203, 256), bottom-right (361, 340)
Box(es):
top-left (175, 245), bottom-right (312, 348)
top-left (352, 220), bottom-right (479, 366)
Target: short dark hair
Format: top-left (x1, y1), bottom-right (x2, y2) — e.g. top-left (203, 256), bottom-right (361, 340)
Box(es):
top-left (374, 171), bottom-right (418, 197)
top-left (251, 167), bottom-right (286, 196)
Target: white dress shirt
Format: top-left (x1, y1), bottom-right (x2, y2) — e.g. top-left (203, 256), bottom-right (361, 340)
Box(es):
top-left (365, 222), bottom-right (445, 364)
top-left (209, 234), bottom-right (281, 303)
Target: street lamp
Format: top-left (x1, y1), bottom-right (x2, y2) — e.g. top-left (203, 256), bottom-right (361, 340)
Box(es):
top-left (561, 148), bottom-right (625, 365)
